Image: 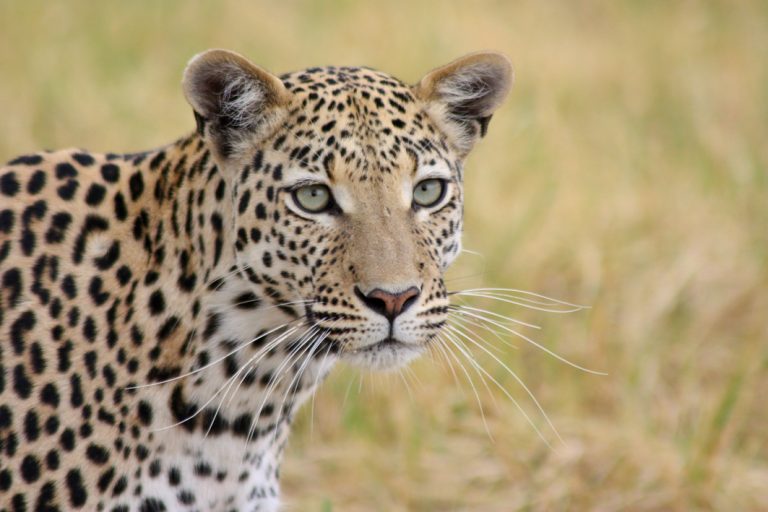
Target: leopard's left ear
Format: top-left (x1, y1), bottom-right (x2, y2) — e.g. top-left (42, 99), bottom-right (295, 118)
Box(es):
top-left (183, 49), bottom-right (291, 161)
top-left (414, 52), bottom-right (512, 156)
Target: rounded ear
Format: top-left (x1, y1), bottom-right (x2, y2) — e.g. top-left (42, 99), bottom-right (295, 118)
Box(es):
top-left (414, 52), bottom-right (513, 155)
top-left (182, 49), bottom-right (291, 160)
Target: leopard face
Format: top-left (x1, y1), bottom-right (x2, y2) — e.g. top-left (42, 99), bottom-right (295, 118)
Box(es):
top-left (184, 50), bottom-right (512, 370)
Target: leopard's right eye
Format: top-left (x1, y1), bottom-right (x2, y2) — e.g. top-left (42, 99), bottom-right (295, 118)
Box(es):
top-left (292, 184), bottom-right (333, 213)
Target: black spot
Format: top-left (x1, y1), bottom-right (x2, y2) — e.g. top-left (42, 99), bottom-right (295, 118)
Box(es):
top-left (61, 274), bottom-right (77, 299)
top-left (138, 401), bottom-right (153, 426)
top-left (148, 290), bottom-right (166, 315)
top-left (177, 490), bottom-right (195, 505)
top-left (57, 179), bottom-right (79, 200)
top-left (140, 497), bottom-right (167, 512)
top-left (113, 475), bottom-right (128, 496)
top-left (86, 443), bottom-right (110, 465)
top-left (113, 192), bottom-right (128, 221)
top-left (392, 118), bottom-right (406, 129)
top-left (29, 342), bottom-right (46, 374)
top-left (24, 410), bottom-right (40, 442)
top-left (8, 154), bottom-right (42, 166)
top-left (97, 466), bottom-right (115, 492)
top-left (46, 449), bottom-right (60, 470)
top-left (203, 312), bottom-right (221, 339)
top-left (232, 413), bottom-right (253, 437)
top-left (116, 265), bottom-right (132, 286)
top-left (194, 462), bottom-right (212, 477)
top-left (94, 241), bottom-right (121, 270)
top-left (255, 203), bottom-right (267, 220)
top-left (66, 469), bottom-right (88, 506)
top-left (2, 267), bottom-right (22, 306)
top-left (168, 467), bottom-right (181, 486)
top-left (20, 454), bottom-right (41, 483)
top-left (72, 153), bottom-right (95, 166)
top-left (70, 374), bottom-right (84, 407)
top-left (89, 276), bottom-right (110, 305)
top-left (0, 468), bottom-right (11, 491)
top-left (129, 172), bottom-right (145, 200)
top-left (45, 211), bottom-right (73, 244)
top-left (1, 171), bottom-right (20, 196)
top-left (234, 291), bottom-right (260, 309)
top-left (13, 364), bottom-right (32, 399)
top-left (60, 428), bottom-right (76, 451)
top-left (0, 405), bottom-right (12, 428)
top-left (58, 341), bottom-right (74, 372)
top-left (45, 415), bottom-right (60, 436)
top-left (149, 151), bottom-right (166, 170)
top-left (27, 170), bottom-right (46, 194)
top-left (85, 183), bottom-right (107, 206)
top-left (238, 190), bottom-right (251, 214)
top-left (321, 120), bottom-right (336, 132)
top-left (101, 163), bottom-right (120, 182)
top-left (10, 310), bottom-right (35, 355)
top-left (0, 209), bottom-right (14, 233)
top-left (157, 316), bottom-right (180, 341)
top-left (40, 384), bottom-right (60, 409)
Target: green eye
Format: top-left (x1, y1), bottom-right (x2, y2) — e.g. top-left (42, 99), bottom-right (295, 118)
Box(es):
top-left (293, 183), bottom-right (333, 213)
top-left (413, 178), bottom-right (447, 208)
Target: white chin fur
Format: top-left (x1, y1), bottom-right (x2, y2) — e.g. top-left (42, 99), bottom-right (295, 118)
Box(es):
top-left (344, 343), bottom-right (425, 372)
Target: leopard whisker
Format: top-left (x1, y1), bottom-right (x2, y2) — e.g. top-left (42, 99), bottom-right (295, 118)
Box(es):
top-left (153, 325), bottom-right (304, 433)
top-left (445, 323), bottom-right (564, 445)
top-left (126, 321), bottom-right (303, 389)
top-left (434, 335), bottom-right (495, 441)
top-left (441, 331), bottom-right (556, 451)
top-left (448, 315), bottom-right (514, 354)
top-left (308, 342), bottom-right (336, 439)
top-left (245, 327), bottom-right (323, 446)
top-left (449, 303), bottom-right (541, 330)
top-left (449, 306), bottom-right (606, 375)
top-left (450, 288), bottom-right (589, 312)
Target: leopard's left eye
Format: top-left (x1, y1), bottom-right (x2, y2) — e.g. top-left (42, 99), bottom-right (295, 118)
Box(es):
top-left (413, 178), bottom-right (447, 208)
top-left (293, 183), bottom-right (333, 213)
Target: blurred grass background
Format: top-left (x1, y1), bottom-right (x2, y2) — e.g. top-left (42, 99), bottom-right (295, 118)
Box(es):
top-left (1, 1), bottom-right (767, 510)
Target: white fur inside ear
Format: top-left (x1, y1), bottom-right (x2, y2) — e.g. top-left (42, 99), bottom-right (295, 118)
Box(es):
top-left (436, 62), bottom-right (496, 110)
top-left (435, 60), bottom-right (509, 121)
top-left (220, 71), bottom-right (267, 130)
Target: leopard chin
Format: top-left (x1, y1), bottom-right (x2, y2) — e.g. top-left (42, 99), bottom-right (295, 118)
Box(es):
top-left (343, 337), bottom-right (428, 371)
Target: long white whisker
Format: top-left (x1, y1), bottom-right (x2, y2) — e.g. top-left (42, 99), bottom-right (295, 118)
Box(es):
top-left (152, 325), bottom-right (304, 433)
top-left (450, 303), bottom-right (541, 330)
top-left (435, 335), bottom-right (494, 441)
top-left (446, 324), bottom-right (564, 445)
top-left (127, 321), bottom-right (302, 389)
top-left (450, 308), bottom-right (606, 375)
top-left (441, 332), bottom-right (556, 451)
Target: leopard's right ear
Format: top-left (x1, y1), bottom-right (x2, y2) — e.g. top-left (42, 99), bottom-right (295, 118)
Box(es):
top-left (182, 49), bottom-right (291, 161)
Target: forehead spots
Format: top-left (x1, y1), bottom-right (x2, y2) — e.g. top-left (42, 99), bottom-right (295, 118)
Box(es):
top-left (273, 66), bottom-right (450, 184)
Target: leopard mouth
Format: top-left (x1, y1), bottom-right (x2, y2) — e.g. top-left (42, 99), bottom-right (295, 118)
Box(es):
top-left (351, 336), bottom-right (407, 354)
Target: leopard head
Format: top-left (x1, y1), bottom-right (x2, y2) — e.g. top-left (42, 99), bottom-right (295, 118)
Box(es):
top-left (183, 49), bottom-right (512, 370)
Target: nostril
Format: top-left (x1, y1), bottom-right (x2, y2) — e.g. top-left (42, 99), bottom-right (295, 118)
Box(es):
top-left (354, 286), bottom-right (389, 318)
top-left (355, 286), bottom-right (421, 321)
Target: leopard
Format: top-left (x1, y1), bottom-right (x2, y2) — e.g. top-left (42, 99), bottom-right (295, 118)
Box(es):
top-left (0, 49), bottom-right (512, 511)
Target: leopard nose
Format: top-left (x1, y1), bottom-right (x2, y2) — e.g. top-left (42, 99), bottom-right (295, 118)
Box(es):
top-left (355, 286), bottom-right (421, 321)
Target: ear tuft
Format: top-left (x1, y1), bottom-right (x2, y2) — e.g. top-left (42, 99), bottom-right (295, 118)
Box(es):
top-left (415, 52), bottom-right (512, 154)
top-left (182, 49), bottom-right (290, 159)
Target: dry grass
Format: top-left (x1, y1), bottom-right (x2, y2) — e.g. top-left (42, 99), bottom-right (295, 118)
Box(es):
top-left (2, 1), bottom-right (766, 510)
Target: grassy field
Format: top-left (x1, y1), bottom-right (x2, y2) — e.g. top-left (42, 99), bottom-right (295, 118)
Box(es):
top-left (2, 1), bottom-right (767, 510)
